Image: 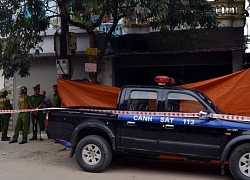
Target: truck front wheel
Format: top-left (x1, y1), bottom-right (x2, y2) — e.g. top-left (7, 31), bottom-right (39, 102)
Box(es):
top-left (75, 135), bottom-right (112, 172)
top-left (229, 143), bottom-right (250, 180)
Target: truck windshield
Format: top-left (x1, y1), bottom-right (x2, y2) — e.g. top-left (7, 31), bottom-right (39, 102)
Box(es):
top-left (194, 91), bottom-right (222, 114)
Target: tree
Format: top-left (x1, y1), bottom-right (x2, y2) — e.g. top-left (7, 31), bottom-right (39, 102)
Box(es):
top-left (0, 0), bottom-right (49, 79)
top-left (0, 0), bottom-right (217, 80)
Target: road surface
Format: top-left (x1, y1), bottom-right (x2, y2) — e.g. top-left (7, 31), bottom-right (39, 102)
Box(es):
top-left (0, 131), bottom-right (233, 180)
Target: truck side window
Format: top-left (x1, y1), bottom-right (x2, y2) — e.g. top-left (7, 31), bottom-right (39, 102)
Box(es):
top-left (166, 93), bottom-right (206, 113)
top-left (129, 91), bottom-right (157, 111)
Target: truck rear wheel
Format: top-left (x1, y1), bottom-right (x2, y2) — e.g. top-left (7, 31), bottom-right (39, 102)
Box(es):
top-left (229, 143), bottom-right (250, 180)
top-left (75, 135), bottom-right (112, 172)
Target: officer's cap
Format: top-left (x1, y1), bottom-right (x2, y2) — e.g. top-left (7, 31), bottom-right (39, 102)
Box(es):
top-left (33, 84), bottom-right (40, 90)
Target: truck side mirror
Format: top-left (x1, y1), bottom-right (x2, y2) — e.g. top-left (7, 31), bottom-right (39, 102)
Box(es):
top-left (199, 110), bottom-right (210, 120)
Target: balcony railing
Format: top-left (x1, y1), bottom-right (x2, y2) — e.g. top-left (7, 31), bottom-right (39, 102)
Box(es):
top-left (210, 0), bottom-right (245, 19)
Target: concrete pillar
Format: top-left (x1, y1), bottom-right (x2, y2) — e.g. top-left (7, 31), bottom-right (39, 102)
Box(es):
top-left (232, 50), bottom-right (244, 72)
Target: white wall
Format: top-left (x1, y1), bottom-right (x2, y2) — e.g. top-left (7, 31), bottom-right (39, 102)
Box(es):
top-left (11, 56), bottom-right (92, 126)
top-left (13, 57), bottom-right (91, 108)
top-left (13, 58), bottom-right (58, 111)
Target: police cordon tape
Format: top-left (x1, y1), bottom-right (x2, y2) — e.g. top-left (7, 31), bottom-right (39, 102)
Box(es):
top-left (0, 107), bottom-right (61, 114)
top-left (1, 107), bottom-right (250, 123)
top-left (84, 108), bottom-right (250, 122)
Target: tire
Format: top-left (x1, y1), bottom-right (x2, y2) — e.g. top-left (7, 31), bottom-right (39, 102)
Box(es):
top-left (75, 135), bottom-right (112, 173)
top-left (229, 143), bottom-right (250, 180)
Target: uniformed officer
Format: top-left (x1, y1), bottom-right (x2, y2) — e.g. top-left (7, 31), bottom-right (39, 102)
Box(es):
top-left (52, 85), bottom-right (62, 107)
top-left (30, 84), bottom-right (45, 141)
top-left (9, 86), bottom-right (30, 144)
top-left (0, 89), bottom-right (13, 141)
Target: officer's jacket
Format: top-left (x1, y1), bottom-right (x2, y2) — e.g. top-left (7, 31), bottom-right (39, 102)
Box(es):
top-left (30, 94), bottom-right (44, 108)
top-left (18, 95), bottom-right (30, 109)
top-left (53, 94), bottom-right (62, 107)
top-left (0, 98), bottom-right (13, 110)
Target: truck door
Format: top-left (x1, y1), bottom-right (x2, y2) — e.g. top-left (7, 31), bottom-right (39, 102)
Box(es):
top-left (116, 89), bottom-right (162, 152)
top-left (158, 91), bottom-right (223, 159)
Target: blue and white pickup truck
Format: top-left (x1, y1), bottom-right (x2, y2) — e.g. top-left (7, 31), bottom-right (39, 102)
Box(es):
top-left (46, 77), bottom-right (250, 180)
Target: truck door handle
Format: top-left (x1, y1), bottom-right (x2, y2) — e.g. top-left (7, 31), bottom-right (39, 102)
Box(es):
top-left (127, 121), bottom-right (136, 125)
top-left (164, 124), bottom-right (174, 128)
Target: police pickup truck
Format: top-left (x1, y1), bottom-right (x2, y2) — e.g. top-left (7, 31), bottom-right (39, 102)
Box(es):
top-left (46, 76), bottom-right (250, 180)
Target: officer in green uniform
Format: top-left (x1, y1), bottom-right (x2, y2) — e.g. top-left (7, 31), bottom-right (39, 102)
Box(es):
top-left (52, 85), bottom-right (62, 107)
top-left (0, 89), bottom-right (13, 141)
top-left (30, 84), bottom-right (45, 141)
top-left (9, 85), bottom-right (30, 144)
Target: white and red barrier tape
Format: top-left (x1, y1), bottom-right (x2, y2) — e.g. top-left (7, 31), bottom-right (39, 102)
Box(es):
top-left (1, 107), bottom-right (250, 123)
top-left (80, 108), bottom-right (250, 122)
top-left (0, 107), bottom-right (61, 114)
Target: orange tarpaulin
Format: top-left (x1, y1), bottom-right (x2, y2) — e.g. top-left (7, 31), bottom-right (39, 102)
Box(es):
top-left (183, 68), bottom-right (250, 116)
top-left (57, 68), bottom-right (250, 116)
top-left (57, 79), bottom-right (119, 108)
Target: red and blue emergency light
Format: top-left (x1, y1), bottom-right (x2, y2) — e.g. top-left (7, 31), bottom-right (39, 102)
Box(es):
top-left (154, 76), bottom-right (175, 86)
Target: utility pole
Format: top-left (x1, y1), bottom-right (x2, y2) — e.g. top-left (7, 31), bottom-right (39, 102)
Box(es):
top-left (59, 0), bottom-right (71, 79)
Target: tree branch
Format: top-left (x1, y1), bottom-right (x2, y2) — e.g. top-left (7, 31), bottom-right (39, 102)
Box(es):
top-left (68, 19), bottom-right (88, 29)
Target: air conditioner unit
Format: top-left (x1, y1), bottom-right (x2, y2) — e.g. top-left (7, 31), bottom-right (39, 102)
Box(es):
top-left (56, 59), bottom-right (69, 74)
